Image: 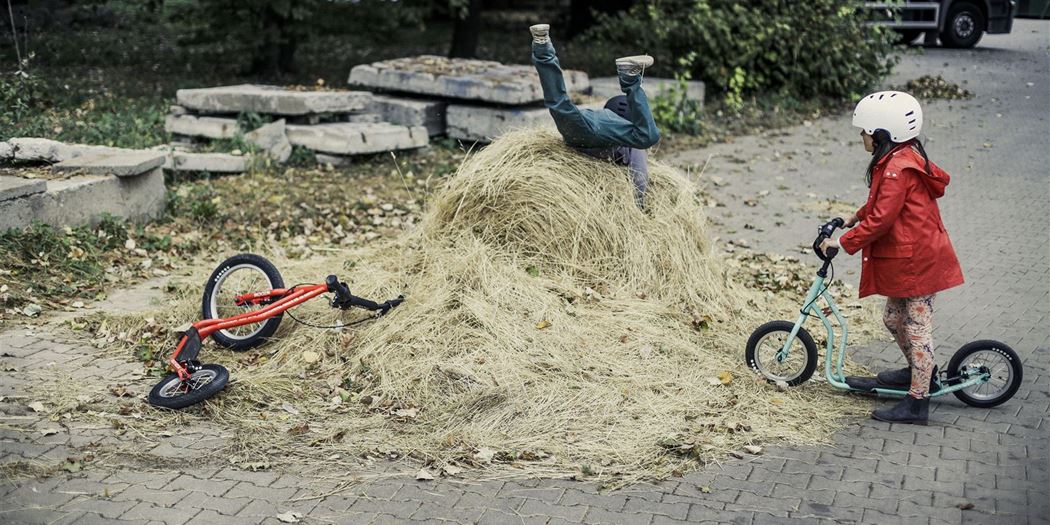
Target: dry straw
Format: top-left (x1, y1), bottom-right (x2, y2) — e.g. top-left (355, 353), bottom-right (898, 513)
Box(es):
top-left (63, 129), bottom-right (877, 485)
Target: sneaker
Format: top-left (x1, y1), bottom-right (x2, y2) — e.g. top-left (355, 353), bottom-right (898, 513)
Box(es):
top-left (616, 55), bottom-right (655, 77)
top-left (530, 24), bottom-right (550, 45)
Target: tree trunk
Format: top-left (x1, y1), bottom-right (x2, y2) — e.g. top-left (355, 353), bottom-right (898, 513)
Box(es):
top-left (448, 0), bottom-right (483, 59)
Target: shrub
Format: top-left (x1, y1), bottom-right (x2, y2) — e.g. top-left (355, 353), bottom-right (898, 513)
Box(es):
top-left (581, 0), bottom-right (897, 103)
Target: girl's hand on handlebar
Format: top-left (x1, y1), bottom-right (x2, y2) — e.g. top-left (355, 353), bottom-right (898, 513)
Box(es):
top-left (844, 213), bottom-right (860, 228)
top-left (819, 238), bottom-right (840, 253)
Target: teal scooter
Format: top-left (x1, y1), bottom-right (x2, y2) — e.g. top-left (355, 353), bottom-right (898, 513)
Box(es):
top-left (745, 218), bottom-right (1023, 408)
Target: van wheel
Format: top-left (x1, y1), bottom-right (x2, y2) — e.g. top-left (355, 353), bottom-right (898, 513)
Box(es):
top-left (940, 1), bottom-right (985, 48)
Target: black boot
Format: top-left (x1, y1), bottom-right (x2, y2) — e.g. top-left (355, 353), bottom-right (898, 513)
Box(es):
top-left (872, 395), bottom-right (929, 425)
top-left (875, 367), bottom-right (911, 387)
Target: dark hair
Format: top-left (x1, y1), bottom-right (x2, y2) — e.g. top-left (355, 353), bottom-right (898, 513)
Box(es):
top-left (604, 95), bottom-right (630, 120)
top-left (865, 129), bottom-right (932, 186)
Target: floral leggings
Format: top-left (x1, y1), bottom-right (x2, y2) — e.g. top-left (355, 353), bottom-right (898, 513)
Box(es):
top-left (883, 294), bottom-right (936, 398)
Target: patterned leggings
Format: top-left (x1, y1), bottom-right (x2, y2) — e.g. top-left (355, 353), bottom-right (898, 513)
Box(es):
top-left (883, 295), bottom-right (936, 398)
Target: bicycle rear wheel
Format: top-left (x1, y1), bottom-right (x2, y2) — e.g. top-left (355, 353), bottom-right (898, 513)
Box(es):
top-left (201, 253), bottom-right (285, 351)
top-left (948, 340), bottom-right (1022, 408)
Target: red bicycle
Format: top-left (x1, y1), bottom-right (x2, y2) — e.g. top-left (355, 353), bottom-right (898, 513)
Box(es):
top-left (147, 253), bottom-right (403, 409)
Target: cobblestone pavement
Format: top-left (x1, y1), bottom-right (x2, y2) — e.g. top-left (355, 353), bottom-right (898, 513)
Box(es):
top-left (3, 20), bottom-right (1048, 525)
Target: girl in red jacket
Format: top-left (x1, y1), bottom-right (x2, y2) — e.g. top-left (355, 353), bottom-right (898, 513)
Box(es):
top-left (820, 91), bottom-right (964, 425)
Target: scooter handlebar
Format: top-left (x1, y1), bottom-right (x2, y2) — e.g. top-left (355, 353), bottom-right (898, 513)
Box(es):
top-left (813, 217), bottom-right (845, 261)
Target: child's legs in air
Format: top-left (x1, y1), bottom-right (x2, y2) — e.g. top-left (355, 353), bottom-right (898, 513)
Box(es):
top-left (617, 73), bottom-right (661, 149)
top-left (883, 298), bottom-right (912, 365)
top-left (903, 295), bottom-right (936, 398)
top-left (532, 42), bottom-right (608, 149)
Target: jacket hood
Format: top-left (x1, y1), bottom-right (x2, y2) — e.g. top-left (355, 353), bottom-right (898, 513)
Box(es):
top-left (881, 143), bottom-right (950, 198)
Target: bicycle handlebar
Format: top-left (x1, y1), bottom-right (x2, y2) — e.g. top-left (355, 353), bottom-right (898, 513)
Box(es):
top-left (326, 275), bottom-right (404, 315)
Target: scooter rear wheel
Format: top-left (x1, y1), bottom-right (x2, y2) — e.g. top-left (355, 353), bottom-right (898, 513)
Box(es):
top-left (746, 321), bottom-right (819, 386)
top-left (948, 340), bottom-right (1023, 408)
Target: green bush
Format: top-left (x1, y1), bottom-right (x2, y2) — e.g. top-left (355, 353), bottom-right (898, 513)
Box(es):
top-left (581, 0), bottom-right (897, 103)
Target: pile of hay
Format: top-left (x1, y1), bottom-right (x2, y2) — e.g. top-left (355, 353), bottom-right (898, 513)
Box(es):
top-left (73, 130), bottom-right (874, 484)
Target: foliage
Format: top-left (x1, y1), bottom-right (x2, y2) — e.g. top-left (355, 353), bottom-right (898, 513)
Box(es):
top-left (650, 54), bottom-right (704, 135)
top-left (581, 0), bottom-right (898, 104)
top-left (0, 55), bottom-right (48, 131)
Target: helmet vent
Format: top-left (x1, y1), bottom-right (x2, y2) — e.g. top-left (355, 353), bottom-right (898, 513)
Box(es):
top-left (890, 93), bottom-right (897, 97)
top-left (905, 111), bottom-right (915, 116)
top-left (908, 119), bottom-right (917, 124)
top-left (879, 94), bottom-right (885, 99)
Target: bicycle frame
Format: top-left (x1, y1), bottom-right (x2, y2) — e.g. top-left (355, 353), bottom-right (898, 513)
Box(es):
top-left (778, 274), bottom-right (991, 397)
top-left (167, 283), bottom-right (328, 380)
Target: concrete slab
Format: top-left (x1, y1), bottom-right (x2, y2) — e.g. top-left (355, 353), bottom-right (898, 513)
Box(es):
top-left (0, 169), bottom-right (165, 231)
top-left (163, 152), bottom-right (249, 173)
top-left (349, 55), bottom-right (589, 105)
top-left (165, 114), bottom-right (240, 140)
top-left (7, 138), bottom-right (135, 164)
top-left (244, 119), bottom-right (292, 163)
top-left (0, 176), bottom-right (46, 202)
top-left (285, 122), bottom-right (428, 155)
top-left (446, 101), bottom-right (605, 143)
top-left (51, 151), bottom-right (166, 177)
top-left (175, 84), bottom-right (373, 115)
top-left (589, 76), bottom-right (705, 107)
top-left (368, 95), bottom-right (448, 136)
top-left (0, 141), bottom-right (12, 161)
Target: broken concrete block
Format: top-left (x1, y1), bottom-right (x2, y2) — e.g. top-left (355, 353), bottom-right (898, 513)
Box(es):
top-left (0, 170), bottom-right (165, 231)
top-left (51, 151), bottom-right (167, 177)
top-left (0, 141), bottom-right (12, 161)
top-left (164, 152), bottom-right (249, 173)
top-left (244, 119), bottom-right (292, 163)
top-left (7, 138), bottom-right (134, 164)
top-left (170, 105), bottom-right (188, 116)
top-left (0, 176), bottom-right (46, 202)
top-left (589, 77), bottom-right (705, 108)
top-left (285, 122), bottom-right (428, 155)
top-left (165, 114), bottom-right (241, 140)
top-left (349, 55), bottom-right (589, 105)
top-left (176, 84), bottom-right (373, 115)
top-left (368, 95), bottom-right (447, 136)
top-left (446, 102), bottom-right (606, 143)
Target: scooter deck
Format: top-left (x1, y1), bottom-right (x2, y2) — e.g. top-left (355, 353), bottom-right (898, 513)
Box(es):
top-left (844, 376), bottom-right (882, 392)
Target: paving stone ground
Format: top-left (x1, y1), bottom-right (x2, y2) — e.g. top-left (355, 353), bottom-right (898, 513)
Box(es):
top-left (3, 20), bottom-right (1048, 525)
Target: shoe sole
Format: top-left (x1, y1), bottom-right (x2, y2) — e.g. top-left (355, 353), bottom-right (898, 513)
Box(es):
top-left (871, 413), bottom-right (928, 426)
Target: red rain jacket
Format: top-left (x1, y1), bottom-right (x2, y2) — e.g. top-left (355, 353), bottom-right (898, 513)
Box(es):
top-left (839, 143), bottom-right (964, 299)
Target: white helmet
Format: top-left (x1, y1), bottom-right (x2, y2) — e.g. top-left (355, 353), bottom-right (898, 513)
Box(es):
top-left (852, 91), bottom-right (923, 143)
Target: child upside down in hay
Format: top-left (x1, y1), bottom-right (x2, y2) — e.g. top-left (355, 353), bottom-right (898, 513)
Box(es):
top-left (530, 24), bottom-right (661, 209)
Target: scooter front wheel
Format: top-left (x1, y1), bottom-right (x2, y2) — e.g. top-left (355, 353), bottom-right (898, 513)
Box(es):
top-left (745, 321), bottom-right (818, 387)
top-left (147, 364), bottom-right (229, 410)
top-left (948, 340), bottom-right (1023, 408)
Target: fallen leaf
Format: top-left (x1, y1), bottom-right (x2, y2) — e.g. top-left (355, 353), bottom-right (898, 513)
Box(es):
top-left (62, 459), bottom-right (82, 473)
top-left (275, 511), bottom-right (302, 523)
top-left (535, 320), bottom-right (551, 330)
top-left (729, 451), bottom-right (744, 459)
top-left (27, 402), bottom-right (46, 413)
top-left (416, 468), bottom-right (435, 481)
top-left (22, 304), bottom-right (42, 317)
top-left (700, 486), bottom-right (712, 494)
top-left (394, 408), bottom-right (418, 419)
top-left (957, 502), bottom-right (975, 510)
top-left (775, 380), bottom-right (789, 391)
top-left (288, 422), bottom-right (310, 436)
top-left (717, 371), bottom-right (734, 385)
top-left (442, 464), bottom-right (463, 477)
top-left (281, 402), bottom-right (300, 415)
top-left (302, 351), bottom-right (320, 364)
top-left (474, 447), bottom-right (495, 464)
top-left (40, 428), bottom-right (61, 436)
top-left (743, 445), bottom-right (763, 455)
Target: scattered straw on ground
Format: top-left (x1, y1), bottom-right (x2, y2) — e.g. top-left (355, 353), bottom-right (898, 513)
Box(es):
top-left (39, 129), bottom-right (881, 486)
